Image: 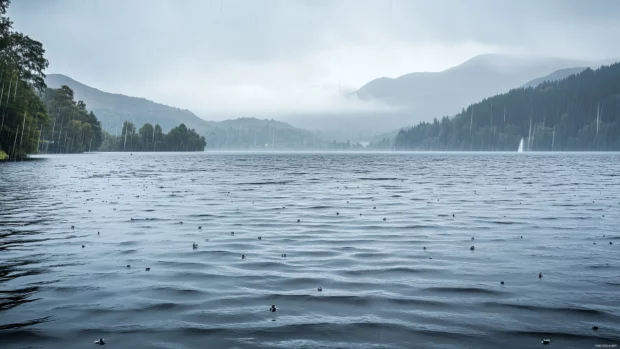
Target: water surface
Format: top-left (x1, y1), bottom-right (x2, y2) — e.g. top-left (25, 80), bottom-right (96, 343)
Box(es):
top-left (1, 152), bottom-right (619, 349)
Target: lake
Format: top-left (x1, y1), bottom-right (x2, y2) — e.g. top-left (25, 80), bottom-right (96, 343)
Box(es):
top-left (1, 152), bottom-right (619, 349)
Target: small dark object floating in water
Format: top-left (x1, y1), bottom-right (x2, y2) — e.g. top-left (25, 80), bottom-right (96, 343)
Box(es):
top-left (610, 242), bottom-right (613, 245)
top-left (520, 236), bottom-right (523, 239)
top-left (592, 326), bottom-right (599, 331)
top-left (242, 254), bottom-right (245, 259)
top-left (500, 281), bottom-right (504, 285)
top-left (373, 206), bottom-right (376, 209)
top-left (541, 339), bottom-right (551, 345)
top-left (126, 265), bottom-right (130, 268)
top-left (88, 210), bottom-right (91, 212)
top-left (97, 232), bottom-right (100, 235)
top-left (594, 242), bottom-right (597, 245)
top-left (423, 247), bottom-right (426, 250)
top-left (383, 218), bottom-right (386, 221)
top-left (270, 305), bottom-right (277, 312)
top-left (297, 219), bottom-right (300, 223)
top-left (470, 246), bottom-right (475, 251)
top-left (429, 257), bottom-right (432, 259)
top-left (281, 253), bottom-right (287, 258)
top-left (71, 225), bottom-right (75, 229)
top-left (317, 287), bottom-right (322, 292)
top-left (180, 221), bottom-right (183, 225)
top-left (471, 237), bottom-right (474, 240)
top-left (452, 214), bottom-right (455, 217)
top-left (192, 243), bottom-right (198, 249)
top-left (82, 245), bottom-right (85, 248)
top-left (336, 212), bottom-right (339, 216)
top-left (145, 267), bottom-right (150, 271)
top-left (231, 232), bottom-right (234, 236)
top-left (95, 338), bottom-right (105, 345)
top-left (539, 272), bottom-right (543, 279)
top-left (198, 226), bottom-right (202, 230)
top-left (258, 236), bottom-right (262, 240)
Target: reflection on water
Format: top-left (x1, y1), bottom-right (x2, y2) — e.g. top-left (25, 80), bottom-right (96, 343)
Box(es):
top-left (0, 152), bottom-right (619, 349)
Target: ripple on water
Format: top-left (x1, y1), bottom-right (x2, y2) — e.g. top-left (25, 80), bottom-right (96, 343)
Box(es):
top-left (1, 152), bottom-right (620, 349)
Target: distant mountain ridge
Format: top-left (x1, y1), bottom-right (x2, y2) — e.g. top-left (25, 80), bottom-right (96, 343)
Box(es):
top-left (44, 74), bottom-right (321, 149)
top-left (393, 62), bottom-right (620, 151)
top-left (521, 67), bottom-right (587, 88)
top-left (352, 54), bottom-right (614, 133)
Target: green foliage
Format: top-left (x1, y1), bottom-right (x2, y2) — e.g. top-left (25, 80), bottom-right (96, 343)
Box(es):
top-left (394, 63), bottom-right (620, 151)
top-left (40, 85), bottom-right (103, 153)
top-left (100, 122), bottom-right (206, 152)
top-left (0, 0), bottom-right (49, 159)
top-left (326, 140), bottom-right (365, 150)
top-left (202, 118), bottom-right (320, 150)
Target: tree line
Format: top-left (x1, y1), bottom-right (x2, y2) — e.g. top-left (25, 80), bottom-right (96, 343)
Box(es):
top-left (394, 62), bottom-right (620, 151)
top-left (0, 0), bottom-right (48, 160)
top-left (99, 121), bottom-right (206, 152)
top-left (0, 1), bottom-right (104, 158)
top-left (40, 85), bottom-right (103, 153)
top-left (0, 0), bottom-right (206, 159)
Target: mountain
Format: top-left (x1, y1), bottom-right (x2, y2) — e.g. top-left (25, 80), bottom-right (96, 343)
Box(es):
top-left (352, 54), bottom-right (612, 133)
top-left (45, 74), bottom-right (214, 134)
top-left (393, 62), bottom-right (620, 151)
top-left (44, 74), bottom-right (324, 150)
top-left (521, 67), bottom-right (587, 88)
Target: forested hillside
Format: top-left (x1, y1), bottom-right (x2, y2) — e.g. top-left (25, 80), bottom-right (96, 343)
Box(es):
top-left (45, 74), bottom-right (211, 134)
top-left (394, 62), bottom-right (620, 151)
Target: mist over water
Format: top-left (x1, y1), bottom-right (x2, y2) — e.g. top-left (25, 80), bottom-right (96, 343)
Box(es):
top-left (1, 152), bottom-right (619, 348)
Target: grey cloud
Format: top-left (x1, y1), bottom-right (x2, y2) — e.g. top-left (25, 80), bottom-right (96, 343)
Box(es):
top-left (7, 0), bottom-right (620, 118)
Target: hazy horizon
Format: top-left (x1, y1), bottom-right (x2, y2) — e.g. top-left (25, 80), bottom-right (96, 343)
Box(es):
top-left (10, 0), bottom-right (620, 124)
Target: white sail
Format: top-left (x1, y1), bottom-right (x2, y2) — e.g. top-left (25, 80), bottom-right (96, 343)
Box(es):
top-left (518, 138), bottom-right (524, 153)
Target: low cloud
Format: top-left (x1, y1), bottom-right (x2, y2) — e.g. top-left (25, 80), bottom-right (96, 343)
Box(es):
top-left (9, 0), bottom-right (620, 121)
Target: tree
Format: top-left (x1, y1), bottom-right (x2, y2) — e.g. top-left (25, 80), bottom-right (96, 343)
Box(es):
top-left (121, 121), bottom-right (135, 136)
top-left (153, 124), bottom-right (162, 150)
top-left (0, 0), bottom-right (50, 159)
top-left (40, 86), bottom-right (103, 153)
top-left (139, 123), bottom-right (153, 150)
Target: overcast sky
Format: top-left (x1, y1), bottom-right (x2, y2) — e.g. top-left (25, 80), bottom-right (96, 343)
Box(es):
top-left (9, 0), bottom-right (620, 119)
